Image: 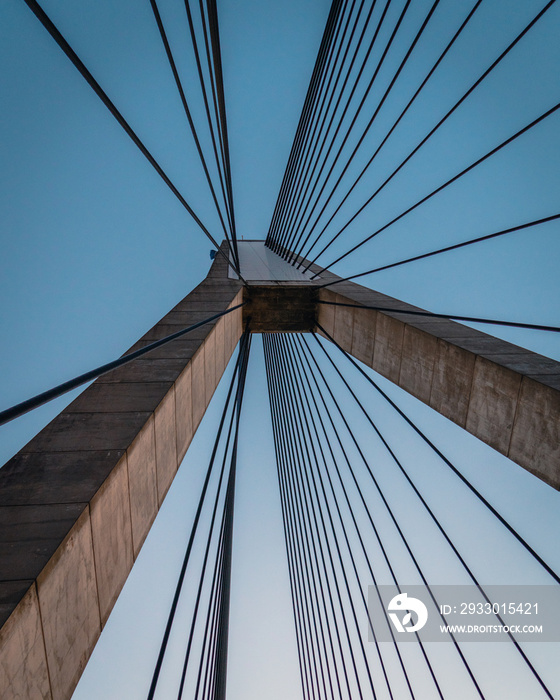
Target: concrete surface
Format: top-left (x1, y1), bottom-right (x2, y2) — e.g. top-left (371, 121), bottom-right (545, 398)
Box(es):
top-left (1, 241), bottom-right (559, 699)
top-left (0, 246), bottom-right (243, 700)
top-left (310, 261), bottom-right (560, 491)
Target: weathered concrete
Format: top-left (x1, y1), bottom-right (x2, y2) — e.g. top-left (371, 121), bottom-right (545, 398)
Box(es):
top-left (0, 584), bottom-right (50, 700)
top-left (0, 247), bottom-right (243, 700)
top-left (36, 508), bottom-right (100, 700)
top-left (311, 264), bottom-right (560, 491)
top-left (1, 240), bottom-right (559, 698)
top-left (242, 242), bottom-right (560, 488)
top-left (89, 454), bottom-right (133, 625)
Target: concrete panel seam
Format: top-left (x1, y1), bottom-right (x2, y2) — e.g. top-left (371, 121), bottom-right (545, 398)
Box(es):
top-left (427, 340), bottom-right (438, 419)
top-left (35, 507), bottom-right (102, 700)
top-left (86, 503), bottom-right (103, 630)
top-left (123, 454), bottom-right (135, 563)
top-left (395, 318), bottom-right (405, 385)
top-left (464, 353), bottom-right (478, 430)
top-left (126, 417), bottom-right (158, 558)
top-left (173, 366), bottom-right (193, 465)
top-left (153, 399), bottom-right (162, 503)
top-left (506, 373), bottom-right (524, 460)
top-left (398, 325), bottom-right (437, 401)
top-left (34, 580), bottom-right (54, 700)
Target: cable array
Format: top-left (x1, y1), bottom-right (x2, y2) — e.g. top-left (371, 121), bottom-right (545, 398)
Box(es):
top-left (317, 213), bottom-right (560, 285)
top-left (147, 329), bottom-right (252, 700)
top-left (264, 0), bottom-right (559, 296)
top-left (263, 331), bottom-right (559, 700)
top-left (23, 0), bottom-right (242, 276)
top-left (183, 0), bottom-right (240, 267)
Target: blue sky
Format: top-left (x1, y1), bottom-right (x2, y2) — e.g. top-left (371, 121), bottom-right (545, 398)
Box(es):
top-left (1, 0), bottom-right (559, 698)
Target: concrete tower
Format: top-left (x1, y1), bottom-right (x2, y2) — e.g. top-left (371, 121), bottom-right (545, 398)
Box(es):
top-left (0, 243), bottom-right (558, 699)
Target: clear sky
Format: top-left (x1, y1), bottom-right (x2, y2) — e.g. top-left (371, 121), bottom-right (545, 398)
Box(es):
top-left (1, 0), bottom-right (559, 698)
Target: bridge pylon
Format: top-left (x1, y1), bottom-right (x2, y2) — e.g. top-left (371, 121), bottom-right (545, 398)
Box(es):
top-left (0, 241), bottom-right (558, 699)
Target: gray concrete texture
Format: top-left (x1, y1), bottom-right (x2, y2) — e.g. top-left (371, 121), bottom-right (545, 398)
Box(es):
top-left (1, 243), bottom-right (559, 699)
top-left (0, 249), bottom-right (243, 700)
top-left (314, 272), bottom-right (560, 491)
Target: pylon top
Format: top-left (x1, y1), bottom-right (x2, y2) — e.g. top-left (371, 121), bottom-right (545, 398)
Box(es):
top-left (229, 240), bottom-right (319, 284)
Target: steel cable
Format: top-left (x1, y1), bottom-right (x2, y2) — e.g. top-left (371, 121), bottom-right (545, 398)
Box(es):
top-left (298, 0), bottom-right (483, 269)
top-left (21, 0), bottom-right (243, 280)
top-left (307, 0), bottom-right (559, 272)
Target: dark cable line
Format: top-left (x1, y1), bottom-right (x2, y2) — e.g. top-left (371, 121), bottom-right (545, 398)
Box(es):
top-left (212, 329), bottom-right (252, 700)
top-left (148, 0), bottom-right (235, 260)
top-left (265, 338), bottom-right (315, 699)
top-left (268, 349), bottom-right (326, 700)
top-left (315, 324), bottom-right (560, 587)
top-left (295, 333), bottom-right (452, 699)
top-left (313, 329), bottom-right (555, 698)
top-left (197, 0), bottom-right (229, 197)
top-left (270, 334), bottom-right (376, 700)
top-left (273, 347), bottom-right (360, 700)
top-left (278, 333), bottom-right (364, 700)
top-left (266, 0), bottom-right (345, 249)
top-left (270, 0), bottom-right (366, 254)
top-left (307, 0), bottom-right (559, 271)
top-left (288, 0), bottom-right (416, 265)
top-left (298, 0), bottom-right (483, 269)
top-left (271, 331), bottom-right (437, 700)
top-left (317, 300), bottom-right (560, 333)
top-left (266, 335), bottom-right (318, 700)
top-left (272, 0), bottom-right (391, 257)
top-left (266, 335), bottom-right (357, 700)
top-left (292, 0), bottom-right (443, 266)
top-left (290, 334), bottom-right (435, 699)
top-left (303, 332), bottom-right (490, 698)
top-left (0, 302), bottom-right (246, 427)
top-left (275, 0), bottom-right (396, 257)
top-left (286, 331), bottom-right (443, 700)
top-left (206, 0), bottom-right (236, 214)
top-left (279, 334), bottom-right (398, 700)
top-left (263, 340), bottom-right (316, 699)
top-left (147, 330), bottom-right (249, 700)
top-left (199, 517), bottom-right (230, 700)
top-left (162, 328), bottom-right (251, 700)
top-left (294, 331), bottom-right (469, 698)
top-left (291, 333), bottom-right (441, 700)
top-left (281, 0), bottom-right (413, 261)
top-left (183, 0), bottom-right (236, 249)
top-left (176, 334), bottom-right (249, 699)
top-left (195, 534), bottom-right (226, 700)
top-left (317, 212), bottom-right (560, 284)
top-left (265, 337), bottom-right (351, 696)
top-left (202, 548), bottom-right (226, 700)
top-left (209, 10), bottom-right (239, 268)
top-left (266, 336), bottom-right (339, 700)
top-left (268, 0), bottom-right (348, 259)
top-left (320, 100), bottom-right (560, 271)
top-left (21, 0), bottom-right (244, 280)
top-left (269, 0), bottom-right (360, 254)
top-left (302, 334), bottom-right (497, 697)
top-left (183, 512), bottom-right (226, 700)
top-left (176, 511), bottom-right (226, 699)
top-left (203, 0), bottom-right (239, 265)
top-left (273, 408), bottom-right (324, 700)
